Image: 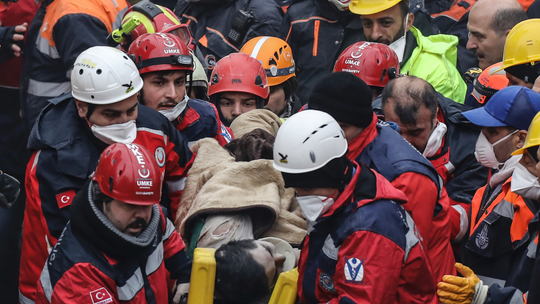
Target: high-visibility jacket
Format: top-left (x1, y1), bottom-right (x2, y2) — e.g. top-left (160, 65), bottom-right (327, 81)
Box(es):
top-left (298, 162), bottom-right (438, 303)
top-left (19, 94), bottom-right (193, 304)
top-left (462, 177), bottom-right (537, 287)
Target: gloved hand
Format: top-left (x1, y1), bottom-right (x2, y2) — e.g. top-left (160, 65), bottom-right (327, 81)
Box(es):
top-left (0, 22), bottom-right (27, 58)
top-left (437, 263), bottom-right (488, 304)
top-left (0, 170), bottom-right (20, 208)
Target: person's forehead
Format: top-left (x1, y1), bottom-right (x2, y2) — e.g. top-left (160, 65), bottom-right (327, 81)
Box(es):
top-left (468, 6), bottom-right (495, 33)
top-left (96, 97), bottom-right (138, 111)
top-left (221, 92), bottom-right (257, 100)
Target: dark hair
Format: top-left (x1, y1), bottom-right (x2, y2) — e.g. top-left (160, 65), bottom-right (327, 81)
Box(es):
top-left (398, 0), bottom-right (410, 19)
top-left (491, 8), bottom-right (527, 36)
top-left (381, 76), bottom-right (438, 127)
top-left (214, 240), bottom-right (270, 304)
top-left (91, 181), bottom-right (113, 212)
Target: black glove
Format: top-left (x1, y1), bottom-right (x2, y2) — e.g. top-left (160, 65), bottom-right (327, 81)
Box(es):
top-left (0, 25), bottom-right (24, 58)
top-left (0, 171), bottom-right (20, 208)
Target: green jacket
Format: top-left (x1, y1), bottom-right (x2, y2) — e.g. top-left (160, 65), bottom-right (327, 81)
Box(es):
top-left (402, 26), bottom-right (467, 104)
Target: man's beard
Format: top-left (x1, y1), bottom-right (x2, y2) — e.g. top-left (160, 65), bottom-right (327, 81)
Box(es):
top-left (367, 22), bottom-right (406, 45)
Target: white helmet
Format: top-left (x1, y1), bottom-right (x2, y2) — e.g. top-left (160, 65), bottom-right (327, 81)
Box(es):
top-left (71, 46), bottom-right (143, 105)
top-left (273, 110), bottom-right (347, 173)
top-left (329, 0), bottom-right (351, 11)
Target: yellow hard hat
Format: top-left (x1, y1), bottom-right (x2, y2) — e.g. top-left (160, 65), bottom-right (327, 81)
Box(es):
top-left (512, 111), bottom-right (540, 155)
top-left (240, 36), bottom-right (296, 87)
top-left (349, 0), bottom-right (403, 15)
top-left (498, 19), bottom-right (540, 73)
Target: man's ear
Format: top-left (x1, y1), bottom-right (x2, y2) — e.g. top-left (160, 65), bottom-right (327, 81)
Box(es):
top-left (406, 12), bottom-right (414, 32)
top-left (74, 99), bottom-right (88, 118)
top-left (516, 130), bottom-right (528, 149)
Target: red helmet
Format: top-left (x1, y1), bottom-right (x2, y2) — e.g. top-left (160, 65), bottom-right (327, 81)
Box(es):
top-left (334, 42), bottom-right (399, 88)
top-left (471, 62), bottom-right (509, 105)
top-left (93, 143), bottom-right (162, 206)
top-left (119, 2), bottom-right (193, 51)
top-left (128, 33), bottom-right (193, 75)
top-left (208, 53), bottom-right (269, 99)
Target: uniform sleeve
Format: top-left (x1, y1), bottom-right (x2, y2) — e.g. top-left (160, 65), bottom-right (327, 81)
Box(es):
top-left (211, 104), bottom-right (234, 146)
top-left (391, 172), bottom-right (438, 244)
top-left (163, 219), bottom-right (192, 284)
top-left (27, 149), bottom-right (79, 243)
top-left (245, 0), bottom-right (282, 43)
top-left (36, 263), bottom-right (119, 304)
top-left (328, 230), bottom-right (404, 304)
top-left (163, 121), bottom-right (194, 221)
top-left (52, 14), bottom-right (110, 72)
top-left (484, 284), bottom-right (525, 304)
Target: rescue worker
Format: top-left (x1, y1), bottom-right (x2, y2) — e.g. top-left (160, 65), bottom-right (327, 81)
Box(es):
top-left (19, 0), bottom-right (129, 131)
top-left (308, 72), bottom-right (455, 282)
top-left (498, 19), bottom-right (540, 89)
top-left (174, 0), bottom-right (283, 74)
top-left (128, 33), bottom-right (232, 148)
top-left (241, 36), bottom-right (300, 117)
top-left (438, 111), bottom-right (540, 304)
top-left (466, 0), bottom-right (526, 70)
top-left (350, 0), bottom-right (468, 103)
top-left (273, 109), bottom-right (438, 303)
top-left (19, 46), bottom-right (193, 304)
top-left (279, 0), bottom-right (434, 106)
top-left (381, 76), bottom-right (489, 245)
top-left (465, 62), bottom-right (509, 108)
top-left (208, 52), bottom-right (270, 126)
top-left (333, 42), bottom-right (400, 100)
top-left (460, 86), bottom-right (540, 287)
top-left (117, 1), bottom-right (195, 52)
top-left (35, 143), bottom-right (192, 304)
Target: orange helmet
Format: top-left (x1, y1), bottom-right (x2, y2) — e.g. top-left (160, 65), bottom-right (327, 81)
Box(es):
top-left (240, 36), bottom-right (295, 87)
top-left (471, 62), bottom-right (509, 105)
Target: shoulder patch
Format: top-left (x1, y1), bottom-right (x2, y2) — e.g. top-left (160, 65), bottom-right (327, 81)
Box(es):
top-left (90, 287), bottom-right (113, 304)
top-left (344, 257), bottom-right (364, 283)
top-left (220, 124), bottom-right (233, 143)
top-left (154, 147), bottom-right (166, 167)
top-left (55, 190), bottom-right (76, 209)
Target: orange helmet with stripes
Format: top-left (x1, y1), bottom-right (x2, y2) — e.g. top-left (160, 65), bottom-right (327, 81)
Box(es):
top-left (240, 36), bottom-right (296, 87)
top-left (471, 62), bottom-right (509, 105)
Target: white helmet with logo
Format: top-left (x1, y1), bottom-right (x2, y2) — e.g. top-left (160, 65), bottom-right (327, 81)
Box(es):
top-left (273, 110), bottom-right (347, 173)
top-left (71, 46), bottom-right (143, 105)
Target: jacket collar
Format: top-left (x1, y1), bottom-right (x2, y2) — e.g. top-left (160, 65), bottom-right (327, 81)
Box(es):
top-left (401, 29), bottom-right (418, 68)
top-left (346, 113), bottom-right (378, 161)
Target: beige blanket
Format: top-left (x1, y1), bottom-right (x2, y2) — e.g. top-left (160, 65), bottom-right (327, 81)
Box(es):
top-left (175, 138), bottom-right (306, 246)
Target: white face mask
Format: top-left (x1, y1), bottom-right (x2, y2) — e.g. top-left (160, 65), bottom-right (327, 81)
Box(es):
top-left (511, 163), bottom-right (540, 200)
top-left (389, 15), bottom-right (408, 63)
top-left (474, 130), bottom-right (517, 169)
top-left (423, 122), bottom-right (447, 158)
top-left (91, 120), bottom-right (137, 145)
top-left (297, 195), bottom-right (335, 222)
top-left (159, 94), bottom-right (189, 122)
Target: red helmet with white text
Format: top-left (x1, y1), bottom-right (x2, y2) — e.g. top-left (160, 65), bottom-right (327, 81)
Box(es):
top-left (128, 33), bottom-right (193, 75)
top-left (93, 143), bottom-right (162, 206)
top-left (334, 42), bottom-right (399, 88)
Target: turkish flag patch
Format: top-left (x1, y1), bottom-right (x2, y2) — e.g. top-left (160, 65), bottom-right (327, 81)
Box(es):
top-left (55, 190), bottom-right (76, 209)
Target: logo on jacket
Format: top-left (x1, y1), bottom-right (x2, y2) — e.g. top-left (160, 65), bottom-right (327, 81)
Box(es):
top-left (278, 153), bottom-right (288, 163)
top-left (475, 224), bottom-right (489, 250)
top-left (155, 147), bottom-right (166, 167)
top-left (319, 272), bottom-right (336, 292)
top-left (55, 190), bottom-right (76, 209)
top-left (89, 287), bottom-right (113, 304)
top-left (220, 125), bottom-right (233, 143)
top-left (344, 257), bottom-right (364, 283)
